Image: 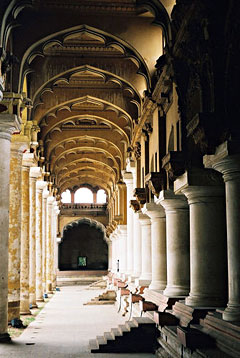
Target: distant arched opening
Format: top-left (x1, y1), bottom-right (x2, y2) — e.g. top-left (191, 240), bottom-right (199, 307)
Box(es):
top-left (59, 218), bottom-right (108, 270)
top-left (74, 187), bottom-right (93, 203)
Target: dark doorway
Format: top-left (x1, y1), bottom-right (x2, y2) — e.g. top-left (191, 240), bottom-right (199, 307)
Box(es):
top-left (59, 220), bottom-right (108, 270)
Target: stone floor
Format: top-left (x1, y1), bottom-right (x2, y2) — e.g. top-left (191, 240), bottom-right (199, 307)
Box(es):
top-left (0, 285), bottom-right (155, 358)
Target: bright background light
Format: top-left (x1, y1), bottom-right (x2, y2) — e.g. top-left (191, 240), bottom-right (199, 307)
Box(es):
top-left (97, 189), bottom-right (107, 203)
top-left (74, 188), bottom-right (93, 203)
top-left (61, 189), bottom-right (71, 203)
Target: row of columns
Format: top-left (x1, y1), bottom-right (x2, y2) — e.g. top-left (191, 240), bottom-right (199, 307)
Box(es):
top-left (109, 144), bottom-right (240, 322)
top-left (0, 115), bottom-right (60, 341)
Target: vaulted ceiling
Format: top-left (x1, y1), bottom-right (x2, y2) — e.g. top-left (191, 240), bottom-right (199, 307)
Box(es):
top-left (1, 0), bottom-right (175, 198)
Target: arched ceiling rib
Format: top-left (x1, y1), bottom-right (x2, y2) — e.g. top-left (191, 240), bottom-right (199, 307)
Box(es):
top-left (1, 0), bottom-right (168, 198)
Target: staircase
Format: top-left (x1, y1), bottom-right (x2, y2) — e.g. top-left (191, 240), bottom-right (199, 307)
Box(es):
top-left (89, 317), bottom-right (158, 353)
top-left (84, 290), bottom-right (116, 305)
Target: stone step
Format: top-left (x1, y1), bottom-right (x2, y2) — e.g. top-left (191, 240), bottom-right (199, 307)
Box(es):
top-left (90, 316), bottom-right (157, 353)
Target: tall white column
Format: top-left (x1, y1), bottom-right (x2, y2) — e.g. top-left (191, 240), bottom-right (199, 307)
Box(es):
top-left (204, 143), bottom-right (240, 320)
top-left (132, 211), bottom-right (142, 278)
top-left (46, 196), bottom-right (54, 293)
top-left (0, 114), bottom-right (21, 342)
top-left (29, 167), bottom-right (41, 307)
top-left (118, 225), bottom-right (127, 275)
top-left (158, 190), bottom-right (190, 297)
top-left (20, 153), bottom-right (35, 315)
top-left (107, 237), bottom-right (113, 271)
top-left (144, 202), bottom-right (167, 290)
top-left (135, 213), bottom-right (152, 286)
top-left (8, 140), bottom-right (27, 322)
top-left (42, 189), bottom-right (49, 294)
top-left (183, 185), bottom-right (227, 307)
top-left (122, 171), bottom-right (134, 277)
top-left (36, 180), bottom-right (47, 302)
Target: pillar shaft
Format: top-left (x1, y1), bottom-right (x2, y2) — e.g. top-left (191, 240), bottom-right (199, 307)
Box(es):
top-left (136, 213), bottom-right (152, 285)
top-left (0, 114), bottom-right (21, 342)
top-left (46, 197), bottom-right (54, 293)
top-left (183, 186), bottom-right (227, 307)
top-left (36, 181), bottom-right (46, 302)
top-left (20, 161), bottom-right (31, 314)
top-left (118, 225), bottom-right (127, 274)
top-left (29, 167), bottom-right (41, 307)
top-left (132, 213), bottom-right (142, 278)
top-left (204, 147), bottom-right (240, 320)
top-left (8, 142), bottom-right (26, 321)
top-left (122, 172), bottom-right (134, 276)
top-left (107, 238), bottom-right (112, 271)
top-left (42, 190), bottom-right (49, 294)
top-left (144, 203), bottom-right (166, 290)
top-left (158, 190), bottom-right (190, 297)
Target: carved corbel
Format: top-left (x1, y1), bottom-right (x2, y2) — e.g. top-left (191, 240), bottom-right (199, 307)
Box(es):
top-left (130, 199), bottom-right (140, 213)
top-left (133, 188), bottom-right (147, 207)
top-left (134, 142), bottom-right (141, 160)
top-left (186, 112), bottom-right (217, 154)
top-left (145, 172), bottom-right (166, 198)
top-left (162, 151), bottom-right (186, 181)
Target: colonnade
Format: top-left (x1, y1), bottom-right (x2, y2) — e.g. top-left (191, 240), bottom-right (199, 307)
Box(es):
top-left (109, 146), bottom-right (240, 323)
top-left (0, 117), bottom-right (60, 341)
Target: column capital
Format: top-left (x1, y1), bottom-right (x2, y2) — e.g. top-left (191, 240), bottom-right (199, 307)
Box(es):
top-left (36, 180), bottom-right (47, 192)
top-left (30, 166), bottom-right (42, 179)
top-left (204, 141), bottom-right (240, 182)
top-left (122, 170), bottom-right (133, 184)
top-left (22, 152), bottom-right (37, 168)
top-left (118, 224), bottom-right (127, 235)
top-left (157, 189), bottom-right (188, 211)
top-left (11, 137), bottom-right (28, 154)
top-left (43, 189), bottom-right (49, 199)
top-left (182, 185), bottom-right (225, 205)
top-left (126, 158), bottom-right (136, 175)
top-left (138, 212), bottom-right (151, 226)
top-left (47, 196), bottom-right (55, 205)
top-left (0, 114), bottom-right (21, 140)
top-left (174, 168), bottom-right (223, 194)
top-left (142, 202), bottom-right (165, 219)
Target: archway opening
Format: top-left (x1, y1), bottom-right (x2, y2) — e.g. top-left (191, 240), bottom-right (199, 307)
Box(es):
top-left (59, 219), bottom-right (108, 271)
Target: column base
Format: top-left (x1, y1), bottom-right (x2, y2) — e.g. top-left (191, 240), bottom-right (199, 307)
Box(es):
top-left (163, 285), bottom-right (189, 297)
top-left (0, 333), bottom-right (11, 343)
top-left (135, 278), bottom-right (151, 286)
top-left (185, 294), bottom-right (227, 308)
top-left (222, 305), bottom-right (240, 322)
top-left (20, 310), bottom-right (31, 315)
top-left (149, 280), bottom-right (167, 290)
top-left (36, 298), bottom-right (44, 303)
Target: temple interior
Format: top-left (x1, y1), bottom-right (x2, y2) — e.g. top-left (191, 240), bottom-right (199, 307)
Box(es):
top-left (0, 1), bottom-right (240, 357)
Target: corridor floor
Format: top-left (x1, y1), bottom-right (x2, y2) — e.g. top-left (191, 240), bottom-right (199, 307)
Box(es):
top-left (0, 285), bottom-right (155, 358)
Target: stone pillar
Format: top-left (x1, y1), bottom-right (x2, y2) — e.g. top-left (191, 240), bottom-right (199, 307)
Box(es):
top-left (0, 114), bottom-right (21, 342)
top-left (143, 202), bottom-right (167, 290)
top-left (158, 190), bottom-right (190, 297)
top-left (122, 171), bottom-right (134, 277)
top-left (42, 189), bottom-right (49, 294)
top-left (46, 196), bottom-right (54, 293)
top-left (111, 231), bottom-right (118, 273)
top-left (20, 153), bottom-right (35, 315)
top-left (118, 225), bottom-right (127, 275)
top-left (36, 180), bottom-right (47, 302)
top-left (132, 211), bottom-right (142, 278)
top-left (52, 203), bottom-right (59, 289)
top-left (204, 142), bottom-right (240, 320)
top-left (29, 167), bottom-right (41, 306)
top-left (135, 213), bottom-right (152, 286)
top-left (182, 185), bottom-right (227, 307)
top-left (8, 140), bottom-right (27, 322)
top-left (107, 237), bottom-right (113, 271)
